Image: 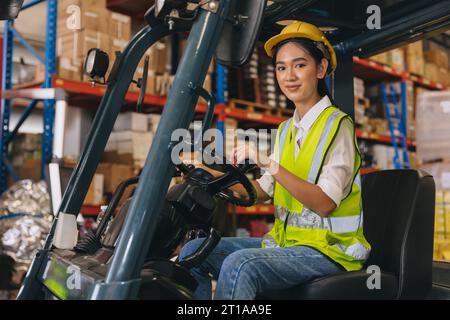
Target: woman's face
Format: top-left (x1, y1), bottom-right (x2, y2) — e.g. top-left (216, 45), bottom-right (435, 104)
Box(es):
top-left (275, 42), bottom-right (327, 104)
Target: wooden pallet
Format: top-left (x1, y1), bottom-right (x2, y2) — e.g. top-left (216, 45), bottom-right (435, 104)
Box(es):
top-left (229, 99), bottom-right (274, 115)
top-left (229, 99), bottom-right (295, 118)
top-left (273, 107), bottom-right (295, 118)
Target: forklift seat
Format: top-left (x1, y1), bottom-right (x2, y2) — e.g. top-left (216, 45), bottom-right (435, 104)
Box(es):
top-left (258, 170), bottom-right (435, 299)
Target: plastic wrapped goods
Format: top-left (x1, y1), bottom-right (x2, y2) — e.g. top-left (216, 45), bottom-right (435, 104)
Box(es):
top-left (416, 91), bottom-right (450, 162)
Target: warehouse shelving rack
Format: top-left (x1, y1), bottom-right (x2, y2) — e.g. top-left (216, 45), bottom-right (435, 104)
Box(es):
top-left (0, 0), bottom-right (57, 193)
top-left (4, 56), bottom-right (448, 216)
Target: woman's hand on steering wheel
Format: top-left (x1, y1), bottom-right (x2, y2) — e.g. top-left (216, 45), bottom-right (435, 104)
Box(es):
top-left (230, 145), bottom-right (272, 171)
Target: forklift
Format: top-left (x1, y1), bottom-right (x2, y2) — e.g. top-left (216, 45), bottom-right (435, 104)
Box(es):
top-left (1, 0), bottom-right (449, 299)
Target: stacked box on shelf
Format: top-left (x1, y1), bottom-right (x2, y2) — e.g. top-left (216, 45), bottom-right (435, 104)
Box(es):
top-left (369, 52), bottom-right (388, 65)
top-left (84, 173), bottom-right (104, 206)
top-left (260, 62), bottom-right (277, 108)
top-left (8, 134), bottom-right (42, 184)
top-left (103, 113), bottom-right (153, 165)
top-left (55, 0), bottom-right (113, 82)
top-left (425, 46), bottom-right (449, 69)
top-left (388, 48), bottom-right (405, 71)
top-left (96, 163), bottom-right (133, 194)
top-left (114, 112), bottom-right (152, 167)
top-left (240, 49), bottom-right (259, 102)
top-left (369, 48), bottom-right (404, 70)
top-left (99, 112), bottom-right (158, 203)
top-left (405, 40), bottom-right (425, 76)
top-left (353, 77), bottom-right (365, 97)
top-left (132, 40), bottom-right (171, 95)
top-left (10, 133), bottom-right (41, 167)
top-left (403, 80), bottom-right (415, 140)
top-left (416, 91), bottom-right (450, 162)
top-left (353, 77), bottom-right (369, 128)
top-left (104, 11), bottom-right (131, 83)
top-left (424, 45), bottom-right (449, 85)
top-left (365, 81), bottom-right (414, 138)
top-left (258, 53), bottom-right (290, 112)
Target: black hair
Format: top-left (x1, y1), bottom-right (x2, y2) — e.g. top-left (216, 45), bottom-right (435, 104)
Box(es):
top-left (272, 38), bottom-right (335, 104)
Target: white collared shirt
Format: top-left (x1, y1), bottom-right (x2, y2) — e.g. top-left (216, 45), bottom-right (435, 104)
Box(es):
top-left (257, 95), bottom-right (356, 207)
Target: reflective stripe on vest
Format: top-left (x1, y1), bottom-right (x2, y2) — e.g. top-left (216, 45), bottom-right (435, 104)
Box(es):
top-left (275, 205), bottom-right (363, 234)
top-left (263, 106), bottom-right (371, 270)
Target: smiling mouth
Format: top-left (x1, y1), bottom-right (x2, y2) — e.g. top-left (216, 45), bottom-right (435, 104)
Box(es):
top-left (285, 85), bottom-right (301, 91)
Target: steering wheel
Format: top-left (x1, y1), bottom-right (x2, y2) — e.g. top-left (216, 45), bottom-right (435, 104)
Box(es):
top-left (176, 154), bottom-right (257, 207)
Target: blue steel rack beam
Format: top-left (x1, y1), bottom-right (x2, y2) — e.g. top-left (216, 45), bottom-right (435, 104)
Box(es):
top-left (1, 21), bottom-right (15, 191)
top-left (42, 0), bottom-right (57, 176)
top-left (215, 63), bottom-right (227, 156)
top-left (0, 0), bottom-right (58, 192)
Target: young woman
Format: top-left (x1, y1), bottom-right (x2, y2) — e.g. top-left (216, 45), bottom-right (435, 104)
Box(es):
top-left (179, 21), bottom-right (371, 300)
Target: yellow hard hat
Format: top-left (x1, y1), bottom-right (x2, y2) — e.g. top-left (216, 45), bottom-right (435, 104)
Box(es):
top-left (264, 21), bottom-right (337, 74)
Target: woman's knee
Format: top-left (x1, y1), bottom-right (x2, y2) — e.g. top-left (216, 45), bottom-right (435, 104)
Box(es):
top-left (220, 249), bottom-right (256, 276)
top-left (178, 238), bottom-right (205, 261)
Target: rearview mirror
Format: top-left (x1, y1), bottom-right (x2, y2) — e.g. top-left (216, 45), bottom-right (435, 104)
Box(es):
top-left (215, 0), bottom-right (266, 67)
top-left (0, 0), bottom-right (25, 20)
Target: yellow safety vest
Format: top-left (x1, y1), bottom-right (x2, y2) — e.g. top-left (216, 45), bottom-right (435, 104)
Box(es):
top-left (262, 106), bottom-right (371, 271)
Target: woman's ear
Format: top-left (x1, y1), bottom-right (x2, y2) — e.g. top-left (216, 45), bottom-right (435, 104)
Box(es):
top-left (317, 58), bottom-right (329, 80)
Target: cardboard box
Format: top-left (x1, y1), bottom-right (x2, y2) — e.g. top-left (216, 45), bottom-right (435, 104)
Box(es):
top-left (370, 52), bottom-right (388, 65)
top-left (203, 74), bottom-right (212, 94)
top-left (155, 73), bottom-right (174, 96)
top-left (130, 54), bottom-right (157, 94)
top-left (57, 0), bottom-right (109, 35)
top-left (115, 131), bottom-right (153, 160)
top-left (102, 150), bottom-right (119, 163)
top-left (405, 41), bottom-right (423, 58)
top-left (57, 30), bottom-right (110, 60)
top-left (424, 62), bottom-right (438, 82)
top-left (437, 67), bottom-right (449, 86)
top-left (353, 77), bottom-right (365, 97)
top-left (84, 173), bottom-right (104, 205)
top-left (406, 54), bottom-right (424, 76)
top-left (388, 48), bottom-right (405, 71)
top-left (34, 63), bottom-right (45, 82)
top-left (97, 163), bottom-right (133, 193)
top-left (110, 37), bottom-right (128, 60)
top-left (407, 120), bottom-right (416, 140)
top-left (425, 48), bottom-right (449, 69)
top-left (110, 12), bottom-right (132, 41)
top-left (114, 112), bottom-right (149, 132)
top-left (57, 57), bottom-right (82, 81)
top-left (14, 159), bottom-right (41, 183)
top-left (148, 114), bottom-right (161, 133)
top-left (149, 41), bottom-right (168, 74)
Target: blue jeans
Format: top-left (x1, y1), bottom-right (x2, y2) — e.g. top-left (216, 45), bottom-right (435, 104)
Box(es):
top-left (178, 237), bottom-right (344, 300)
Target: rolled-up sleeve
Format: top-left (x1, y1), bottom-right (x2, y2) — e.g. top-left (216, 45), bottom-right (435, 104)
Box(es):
top-left (256, 154), bottom-right (276, 198)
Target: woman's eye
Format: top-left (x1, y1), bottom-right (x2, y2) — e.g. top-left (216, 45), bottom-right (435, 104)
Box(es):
top-left (277, 66), bottom-right (285, 71)
top-left (295, 64), bottom-right (305, 68)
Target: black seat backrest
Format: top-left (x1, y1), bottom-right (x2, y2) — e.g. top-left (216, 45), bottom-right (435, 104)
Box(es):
top-left (361, 169), bottom-right (435, 299)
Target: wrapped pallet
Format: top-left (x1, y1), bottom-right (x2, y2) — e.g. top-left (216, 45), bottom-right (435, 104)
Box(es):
top-left (420, 162), bottom-right (450, 190)
top-left (416, 91), bottom-right (450, 162)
